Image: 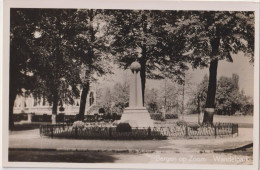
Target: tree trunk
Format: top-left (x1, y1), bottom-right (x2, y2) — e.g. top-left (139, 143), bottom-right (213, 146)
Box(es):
top-left (77, 10), bottom-right (94, 121)
top-left (79, 82), bottom-right (89, 120)
top-left (140, 13), bottom-right (148, 106)
top-left (181, 81), bottom-right (185, 119)
top-left (9, 63), bottom-right (18, 129)
top-left (52, 91), bottom-right (58, 124)
top-left (203, 25), bottom-right (220, 125)
top-left (203, 59), bottom-right (218, 125)
top-left (140, 46), bottom-right (146, 106)
top-left (9, 89), bottom-right (17, 130)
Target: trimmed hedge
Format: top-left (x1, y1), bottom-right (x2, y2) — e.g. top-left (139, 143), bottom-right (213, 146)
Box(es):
top-left (116, 123), bottom-right (132, 132)
top-left (150, 113), bottom-right (178, 120)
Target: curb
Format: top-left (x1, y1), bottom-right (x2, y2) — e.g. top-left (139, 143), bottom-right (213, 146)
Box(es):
top-left (9, 148), bottom-right (154, 153)
top-left (214, 143), bottom-right (253, 153)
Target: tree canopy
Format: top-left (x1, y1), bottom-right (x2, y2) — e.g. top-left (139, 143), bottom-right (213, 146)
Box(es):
top-left (9, 9), bottom-right (255, 128)
top-left (110, 10), bottom-right (190, 103)
top-left (167, 11), bottom-right (254, 124)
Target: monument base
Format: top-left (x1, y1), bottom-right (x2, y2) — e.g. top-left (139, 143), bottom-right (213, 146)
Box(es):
top-left (119, 107), bottom-right (154, 128)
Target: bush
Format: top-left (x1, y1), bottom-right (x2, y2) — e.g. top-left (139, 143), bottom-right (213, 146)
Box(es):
top-left (64, 115), bottom-right (75, 124)
top-left (177, 120), bottom-right (187, 126)
top-left (59, 106), bottom-right (65, 112)
top-left (31, 114), bottom-right (51, 122)
top-left (165, 113), bottom-right (178, 119)
top-left (42, 114), bottom-right (51, 122)
top-left (150, 113), bottom-right (178, 120)
top-left (56, 113), bottom-right (65, 122)
top-left (116, 123), bottom-right (132, 132)
top-left (112, 113), bottom-right (121, 120)
top-left (99, 108), bottom-right (105, 114)
top-left (188, 123), bottom-right (200, 130)
top-left (13, 113), bottom-right (28, 122)
top-left (72, 121), bottom-right (85, 129)
top-left (150, 114), bottom-right (161, 120)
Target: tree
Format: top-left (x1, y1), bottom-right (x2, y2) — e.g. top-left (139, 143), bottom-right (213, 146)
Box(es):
top-left (111, 82), bottom-right (129, 106)
top-left (28, 9), bottom-right (84, 123)
top-left (10, 9), bottom-right (110, 124)
top-left (216, 74), bottom-right (242, 115)
top-left (145, 88), bottom-right (160, 113)
top-left (97, 81), bottom-right (129, 115)
top-left (187, 74), bottom-right (253, 116)
top-left (72, 9), bottom-right (113, 120)
top-left (170, 11), bottom-right (254, 124)
top-left (9, 9), bottom-right (40, 129)
top-left (110, 10), bottom-right (189, 104)
top-left (28, 9), bottom-right (112, 122)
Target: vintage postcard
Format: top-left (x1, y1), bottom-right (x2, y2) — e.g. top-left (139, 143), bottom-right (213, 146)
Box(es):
top-left (2, 0), bottom-right (259, 169)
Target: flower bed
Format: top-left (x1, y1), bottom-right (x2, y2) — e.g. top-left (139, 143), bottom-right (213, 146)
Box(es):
top-left (40, 121), bottom-right (238, 140)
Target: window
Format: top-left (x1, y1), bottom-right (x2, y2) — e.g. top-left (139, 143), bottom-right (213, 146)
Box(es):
top-left (89, 92), bottom-right (94, 106)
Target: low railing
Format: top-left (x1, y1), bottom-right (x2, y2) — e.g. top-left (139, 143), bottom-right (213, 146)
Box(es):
top-left (39, 122), bottom-right (238, 140)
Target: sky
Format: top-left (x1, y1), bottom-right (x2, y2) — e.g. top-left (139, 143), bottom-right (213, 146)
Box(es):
top-left (96, 52), bottom-right (254, 98)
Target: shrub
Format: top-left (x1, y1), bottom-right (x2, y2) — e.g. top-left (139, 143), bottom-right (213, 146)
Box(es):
top-left (165, 113), bottom-right (178, 119)
top-left (99, 108), bottom-right (105, 114)
top-left (150, 114), bottom-right (161, 120)
top-left (112, 113), bottom-right (121, 120)
top-left (56, 113), bottom-right (65, 122)
top-left (72, 121), bottom-right (85, 129)
top-left (13, 113), bottom-right (28, 122)
top-left (59, 106), bottom-right (65, 112)
top-left (116, 123), bottom-right (132, 132)
top-left (42, 114), bottom-right (51, 122)
top-left (188, 123), bottom-right (200, 130)
top-left (177, 120), bottom-right (187, 126)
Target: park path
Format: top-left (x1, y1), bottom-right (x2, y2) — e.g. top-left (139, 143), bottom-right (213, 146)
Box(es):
top-left (9, 128), bottom-right (253, 154)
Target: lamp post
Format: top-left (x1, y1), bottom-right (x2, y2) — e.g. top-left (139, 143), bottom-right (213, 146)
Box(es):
top-left (197, 93), bottom-right (203, 125)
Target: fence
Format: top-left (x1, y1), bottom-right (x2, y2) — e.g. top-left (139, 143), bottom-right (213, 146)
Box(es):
top-left (40, 122), bottom-right (238, 140)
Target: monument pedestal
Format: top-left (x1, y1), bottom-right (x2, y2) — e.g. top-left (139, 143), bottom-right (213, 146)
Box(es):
top-left (120, 107), bottom-right (154, 128)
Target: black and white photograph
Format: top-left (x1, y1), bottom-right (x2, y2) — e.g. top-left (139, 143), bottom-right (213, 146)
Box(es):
top-left (2, 0), bottom-right (259, 169)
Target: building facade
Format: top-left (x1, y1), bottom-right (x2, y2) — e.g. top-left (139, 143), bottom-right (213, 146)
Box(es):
top-left (13, 85), bottom-right (97, 116)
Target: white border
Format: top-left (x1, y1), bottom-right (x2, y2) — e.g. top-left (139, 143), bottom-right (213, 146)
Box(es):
top-left (2, 0), bottom-right (260, 169)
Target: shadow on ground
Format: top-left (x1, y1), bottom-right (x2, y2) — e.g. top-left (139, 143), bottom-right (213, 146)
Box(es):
top-left (9, 150), bottom-right (118, 163)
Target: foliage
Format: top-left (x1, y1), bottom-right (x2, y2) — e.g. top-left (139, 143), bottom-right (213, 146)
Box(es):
top-left (9, 9), bottom-right (42, 128)
top-left (110, 10), bottom-right (190, 103)
top-left (168, 11), bottom-right (255, 68)
top-left (72, 121), bottom-right (85, 129)
top-left (72, 9), bottom-right (113, 119)
top-left (150, 113), bottom-right (178, 120)
top-left (188, 74), bottom-right (253, 115)
top-left (169, 11), bottom-right (254, 124)
top-left (116, 123), bottom-right (132, 132)
top-left (176, 120), bottom-right (187, 126)
top-left (145, 88), bottom-right (160, 113)
top-left (10, 9), bottom-right (85, 118)
top-left (186, 75), bottom-right (208, 114)
top-left (97, 81), bottom-right (129, 114)
top-left (10, 9), bottom-right (113, 123)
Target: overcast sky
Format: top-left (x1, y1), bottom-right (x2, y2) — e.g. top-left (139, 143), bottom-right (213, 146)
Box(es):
top-left (97, 51), bottom-right (254, 98)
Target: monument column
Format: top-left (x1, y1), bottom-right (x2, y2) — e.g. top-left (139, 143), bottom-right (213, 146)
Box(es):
top-left (119, 61), bottom-right (154, 128)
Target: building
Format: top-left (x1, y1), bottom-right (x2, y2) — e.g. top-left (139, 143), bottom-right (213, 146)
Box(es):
top-left (13, 85), bottom-right (97, 116)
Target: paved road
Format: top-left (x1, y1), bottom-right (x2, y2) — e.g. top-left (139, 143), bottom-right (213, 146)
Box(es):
top-left (9, 149), bottom-right (253, 165)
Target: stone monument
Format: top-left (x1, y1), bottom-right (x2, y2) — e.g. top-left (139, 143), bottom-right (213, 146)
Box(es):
top-left (119, 61), bottom-right (154, 128)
